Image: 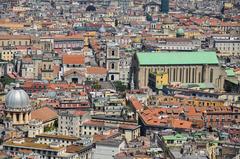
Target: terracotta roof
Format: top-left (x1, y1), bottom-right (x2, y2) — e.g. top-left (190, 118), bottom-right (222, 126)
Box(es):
top-left (66, 145), bottom-right (84, 153)
top-left (170, 119), bottom-right (192, 129)
top-left (93, 134), bottom-right (108, 142)
top-left (129, 97), bottom-right (143, 111)
top-left (47, 83), bottom-right (76, 90)
top-left (62, 54), bottom-right (85, 64)
top-left (86, 67), bottom-right (107, 75)
top-left (19, 149), bottom-right (33, 154)
top-left (82, 120), bottom-right (104, 127)
top-left (53, 34), bottom-right (84, 40)
top-left (119, 124), bottom-right (140, 130)
top-left (73, 110), bottom-right (87, 116)
top-left (38, 100), bottom-right (60, 108)
top-left (0, 35), bottom-right (31, 40)
top-left (31, 107), bottom-right (57, 123)
top-left (64, 69), bottom-right (86, 77)
top-left (22, 57), bottom-right (32, 63)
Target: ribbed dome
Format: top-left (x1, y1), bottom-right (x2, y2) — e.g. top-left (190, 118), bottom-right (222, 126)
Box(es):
top-left (5, 88), bottom-right (30, 109)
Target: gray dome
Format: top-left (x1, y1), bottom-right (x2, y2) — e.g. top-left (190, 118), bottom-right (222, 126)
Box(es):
top-left (99, 25), bottom-right (106, 33)
top-left (5, 89), bottom-right (30, 109)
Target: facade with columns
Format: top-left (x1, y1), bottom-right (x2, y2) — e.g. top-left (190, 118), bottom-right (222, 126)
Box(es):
top-left (132, 51), bottom-right (226, 90)
top-left (4, 87), bottom-right (32, 126)
top-left (5, 110), bottom-right (31, 125)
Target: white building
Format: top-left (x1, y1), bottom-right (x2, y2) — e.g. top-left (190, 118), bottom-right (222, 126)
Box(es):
top-left (144, 38), bottom-right (201, 51)
top-left (58, 110), bottom-right (90, 137)
top-left (28, 120), bottom-right (44, 138)
top-left (211, 35), bottom-right (240, 56)
top-left (93, 139), bottom-right (126, 159)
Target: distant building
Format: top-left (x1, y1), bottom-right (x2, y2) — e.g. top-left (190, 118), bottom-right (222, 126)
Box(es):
top-left (210, 34), bottom-right (240, 56)
top-left (53, 34), bottom-right (84, 50)
top-left (32, 53), bottom-right (61, 80)
top-left (144, 1), bottom-right (161, 15)
top-left (0, 35), bottom-right (31, 47)
top-left (144, 38), bottom-right (201, 51)
top-left (3, 134), bottom-right (93, 158)
top-left (21, 57), bottom-right (34, 79)
top-left (0, 61), bottom-right (8, 77)
top-left (0, 48), bottom-right (17, 61)
top-left (28, 120), bottom-right (44, 138)
top-left (161, 0), bottom-right (169, 14)
top-left (62, 54), bottom-right (86, 84)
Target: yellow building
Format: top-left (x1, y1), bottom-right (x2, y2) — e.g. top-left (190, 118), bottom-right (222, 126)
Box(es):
top-left (184, 30), bottom-right (202, 38)
top-left (0, 49), bottom-right (17, 61)
top-left (0, 19), bottom-right (25, 30)
top-left (122, 125), bottom-right (141, 142)
top-left (0, 35), bottom-right (31, 47)
top-left (41, 60), bottom-right (55, 81)
top-left (155, 95), bottom-right (225, 107)
top-left (148, 72), bottom-right (169, 91)
top-left (0, 91), bottom-right (5, 103)
top-left (207, 142), bottom-right (218, 159)
top-left (224, 3), bottom-right (233, 9)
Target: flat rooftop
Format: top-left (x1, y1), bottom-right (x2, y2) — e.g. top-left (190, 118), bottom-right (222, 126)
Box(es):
top-left (36, 134), bottom-right (80, 141)
top-left (4, 139), bottom-right (64, 151)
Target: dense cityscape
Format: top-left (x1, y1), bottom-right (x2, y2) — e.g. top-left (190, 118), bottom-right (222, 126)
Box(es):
top-left (0, 0), bottom-right (239, 158)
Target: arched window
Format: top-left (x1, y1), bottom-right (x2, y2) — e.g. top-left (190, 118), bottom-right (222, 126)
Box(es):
top-left (112, 50), bottom-right (115, 56)
top-left (111, 63), bottom-right (115, 69)
top-left (210, 69), bottom-right (214, 83)
top-left (111, 75), bottom-right (114, 81)
top-left (43, 64), bottom-right (46, 70)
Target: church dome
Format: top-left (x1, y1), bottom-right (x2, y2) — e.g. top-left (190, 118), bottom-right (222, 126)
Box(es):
top-left (176, 28), bottom-right (185, 37)
top-left (5, 88), bottom-right (30, 109)
top-left (86, 4), bottom-right (96, 12)
top-left (99, 25), bottom-right (106, 33)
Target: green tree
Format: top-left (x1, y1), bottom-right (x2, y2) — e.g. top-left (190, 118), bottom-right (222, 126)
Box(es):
top-left (44, 126), bottom-right (51, 132)
top-left (92, 81), bottom-right (101, 90)
top-left (115, 19), bottom-right (118, 27)
top-left (0, 75), bottom-right (15, 86)
top-left (113, 81), bottom-right (127, 92)
top-left (53, 120), bottom-right (58, 128)
top-left (146, 13), bottom-right (152, 21)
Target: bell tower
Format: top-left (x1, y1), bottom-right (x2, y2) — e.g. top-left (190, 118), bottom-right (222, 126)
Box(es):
top-left (106, 42), bottom-right (120, 81)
